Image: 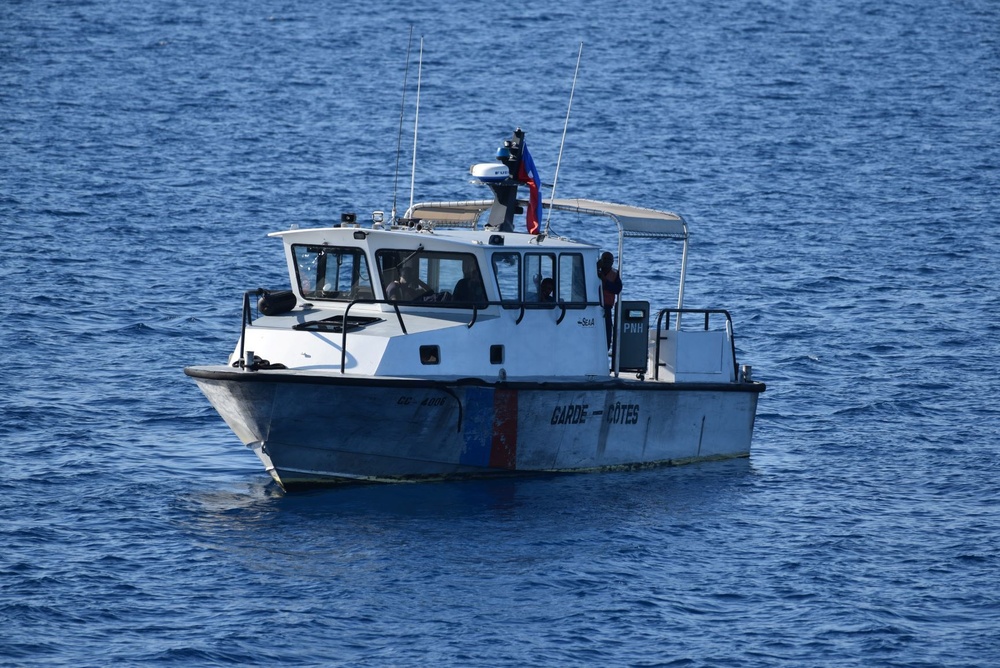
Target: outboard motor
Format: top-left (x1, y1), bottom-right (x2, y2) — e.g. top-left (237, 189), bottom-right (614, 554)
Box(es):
top-left (469, 128), bottom-right (529, 232)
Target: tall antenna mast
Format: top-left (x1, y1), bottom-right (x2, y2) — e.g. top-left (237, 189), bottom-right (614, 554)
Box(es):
top-left (408, 37), bottom-right (424, 216)
top-left (545, 42), bottom-right (583, 235)
top-left (390, 27), bottom-right (414, 225)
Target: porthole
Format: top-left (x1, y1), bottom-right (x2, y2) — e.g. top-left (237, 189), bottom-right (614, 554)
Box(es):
top-left (419, 345), bottom-right (440, 365)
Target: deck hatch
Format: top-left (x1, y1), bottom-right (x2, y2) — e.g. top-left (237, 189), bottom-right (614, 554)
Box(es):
top-left (293, 315), bottom-right (384, 333)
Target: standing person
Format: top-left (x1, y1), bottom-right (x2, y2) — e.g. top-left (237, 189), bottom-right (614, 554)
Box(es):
top-left (598, 251), bottom-right (622, 350)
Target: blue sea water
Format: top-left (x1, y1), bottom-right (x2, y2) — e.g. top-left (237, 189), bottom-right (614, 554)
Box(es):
top-left (2, 0), bottom-right (1000, 665)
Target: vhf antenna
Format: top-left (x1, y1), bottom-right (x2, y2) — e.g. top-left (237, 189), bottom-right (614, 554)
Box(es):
top-left (545, 42), bottom-right (583, 235)
top-left (408, 37), bottom-right (424, 216)
top-left (390, 26), bottom-right (414, 225)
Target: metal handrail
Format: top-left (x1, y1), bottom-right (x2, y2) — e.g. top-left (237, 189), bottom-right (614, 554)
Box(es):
top-left (240, 290), bottom-right (603, 375)
top-left (338, 297), bottom-right (603, 374)
top-left (237, 289), bottom-right (261, 368)
top-left (652, 308), bottom-right (738, 382)
top-left (341, 299), bottom-right (406, 374)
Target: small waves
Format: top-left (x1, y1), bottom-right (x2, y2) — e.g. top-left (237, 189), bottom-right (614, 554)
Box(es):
top-left (2, 0), bottom-right (1000, 665)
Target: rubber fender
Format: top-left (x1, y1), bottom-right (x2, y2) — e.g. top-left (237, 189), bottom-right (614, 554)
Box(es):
top-left (259, 289), bottom-right (297, 316)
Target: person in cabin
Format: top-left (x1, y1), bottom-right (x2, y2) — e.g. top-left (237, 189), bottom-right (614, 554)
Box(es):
top-left (453, 257), bottom-right (487, 305)
top-left (539, 277), bottom-right (555, 303)
top-left (386, 265), bottom-right (429, 301)
top-left (598, 251), bottom-right (622, 350)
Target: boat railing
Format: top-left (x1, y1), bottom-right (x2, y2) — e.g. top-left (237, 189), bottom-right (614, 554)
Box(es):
top-left (238, 290), bottom-right (254, 369)
top-left (336, 298), bottom-right (600, 373)
top-left (240, 289), bottom-right (601, 374)
top-left (652, 308), bottom-right (739, 382)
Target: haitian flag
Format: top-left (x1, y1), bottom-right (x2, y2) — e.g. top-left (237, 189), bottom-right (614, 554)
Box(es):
top-left (517, 144), bottom-right (542, 235)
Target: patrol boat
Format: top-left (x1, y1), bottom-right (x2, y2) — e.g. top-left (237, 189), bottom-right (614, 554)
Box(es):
top-left (185, 129), bottom-right (765, 490)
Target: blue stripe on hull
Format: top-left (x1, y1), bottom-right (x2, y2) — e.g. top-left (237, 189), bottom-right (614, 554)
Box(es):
top-left (460, 387), bottom-right (494, 467)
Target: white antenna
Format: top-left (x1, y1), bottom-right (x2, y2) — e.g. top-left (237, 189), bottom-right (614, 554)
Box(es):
top-left (545, 42), bottom-right (583, 235)
top-left (408, 37), bottom-right (424, 216)
top-left (390, 27), bottom-right (414, 225)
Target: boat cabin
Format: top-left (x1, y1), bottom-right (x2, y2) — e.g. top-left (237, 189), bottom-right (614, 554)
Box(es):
top-left (281, 226), bottom-right (595, 311)
top-left (250, 221), bottom-right (612, 380)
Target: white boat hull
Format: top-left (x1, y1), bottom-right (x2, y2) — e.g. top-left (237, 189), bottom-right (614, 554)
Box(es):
top-left (186, 367), bottom-right (763, 490)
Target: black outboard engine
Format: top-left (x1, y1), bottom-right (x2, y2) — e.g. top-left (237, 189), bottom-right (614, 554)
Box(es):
top-left (483, 128), bottom-right (528, 232)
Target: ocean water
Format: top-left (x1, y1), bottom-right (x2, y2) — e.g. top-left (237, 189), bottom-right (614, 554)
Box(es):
top-left (2, 0), bottom-right (999, 665)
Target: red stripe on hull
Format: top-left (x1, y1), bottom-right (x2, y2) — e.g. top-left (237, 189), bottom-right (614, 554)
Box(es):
top-left (489, 389), bottom-right (518, 469)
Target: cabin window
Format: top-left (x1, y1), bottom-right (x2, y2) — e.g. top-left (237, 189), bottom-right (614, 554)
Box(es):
top-left (524, 253), bottom-right (556, 305)
top-left (376, 250), bottom-right (483, 305)
top-left (491, 252), bottom-right (521, 307)
top-left (292, 245), bottom-right (373, 301)
top-left (558, 253), bottom-right (588, 307)
top-left (490, 345), bottom-right (504, 365)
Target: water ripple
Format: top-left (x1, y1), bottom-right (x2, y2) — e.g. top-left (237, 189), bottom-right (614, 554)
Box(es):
top-left (3, 0), bottom-right (1000, 665)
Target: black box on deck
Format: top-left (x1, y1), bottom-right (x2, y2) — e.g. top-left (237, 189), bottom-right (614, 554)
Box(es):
top-left (618, 300), bottom-right (649, 373)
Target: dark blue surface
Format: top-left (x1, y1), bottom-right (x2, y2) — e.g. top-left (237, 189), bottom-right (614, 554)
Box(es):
top-left (3, 0), bottom-right (999, 665)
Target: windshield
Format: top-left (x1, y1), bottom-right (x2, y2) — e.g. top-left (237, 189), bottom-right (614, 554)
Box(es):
top-left (293, 245), bottom-right (373, 301)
